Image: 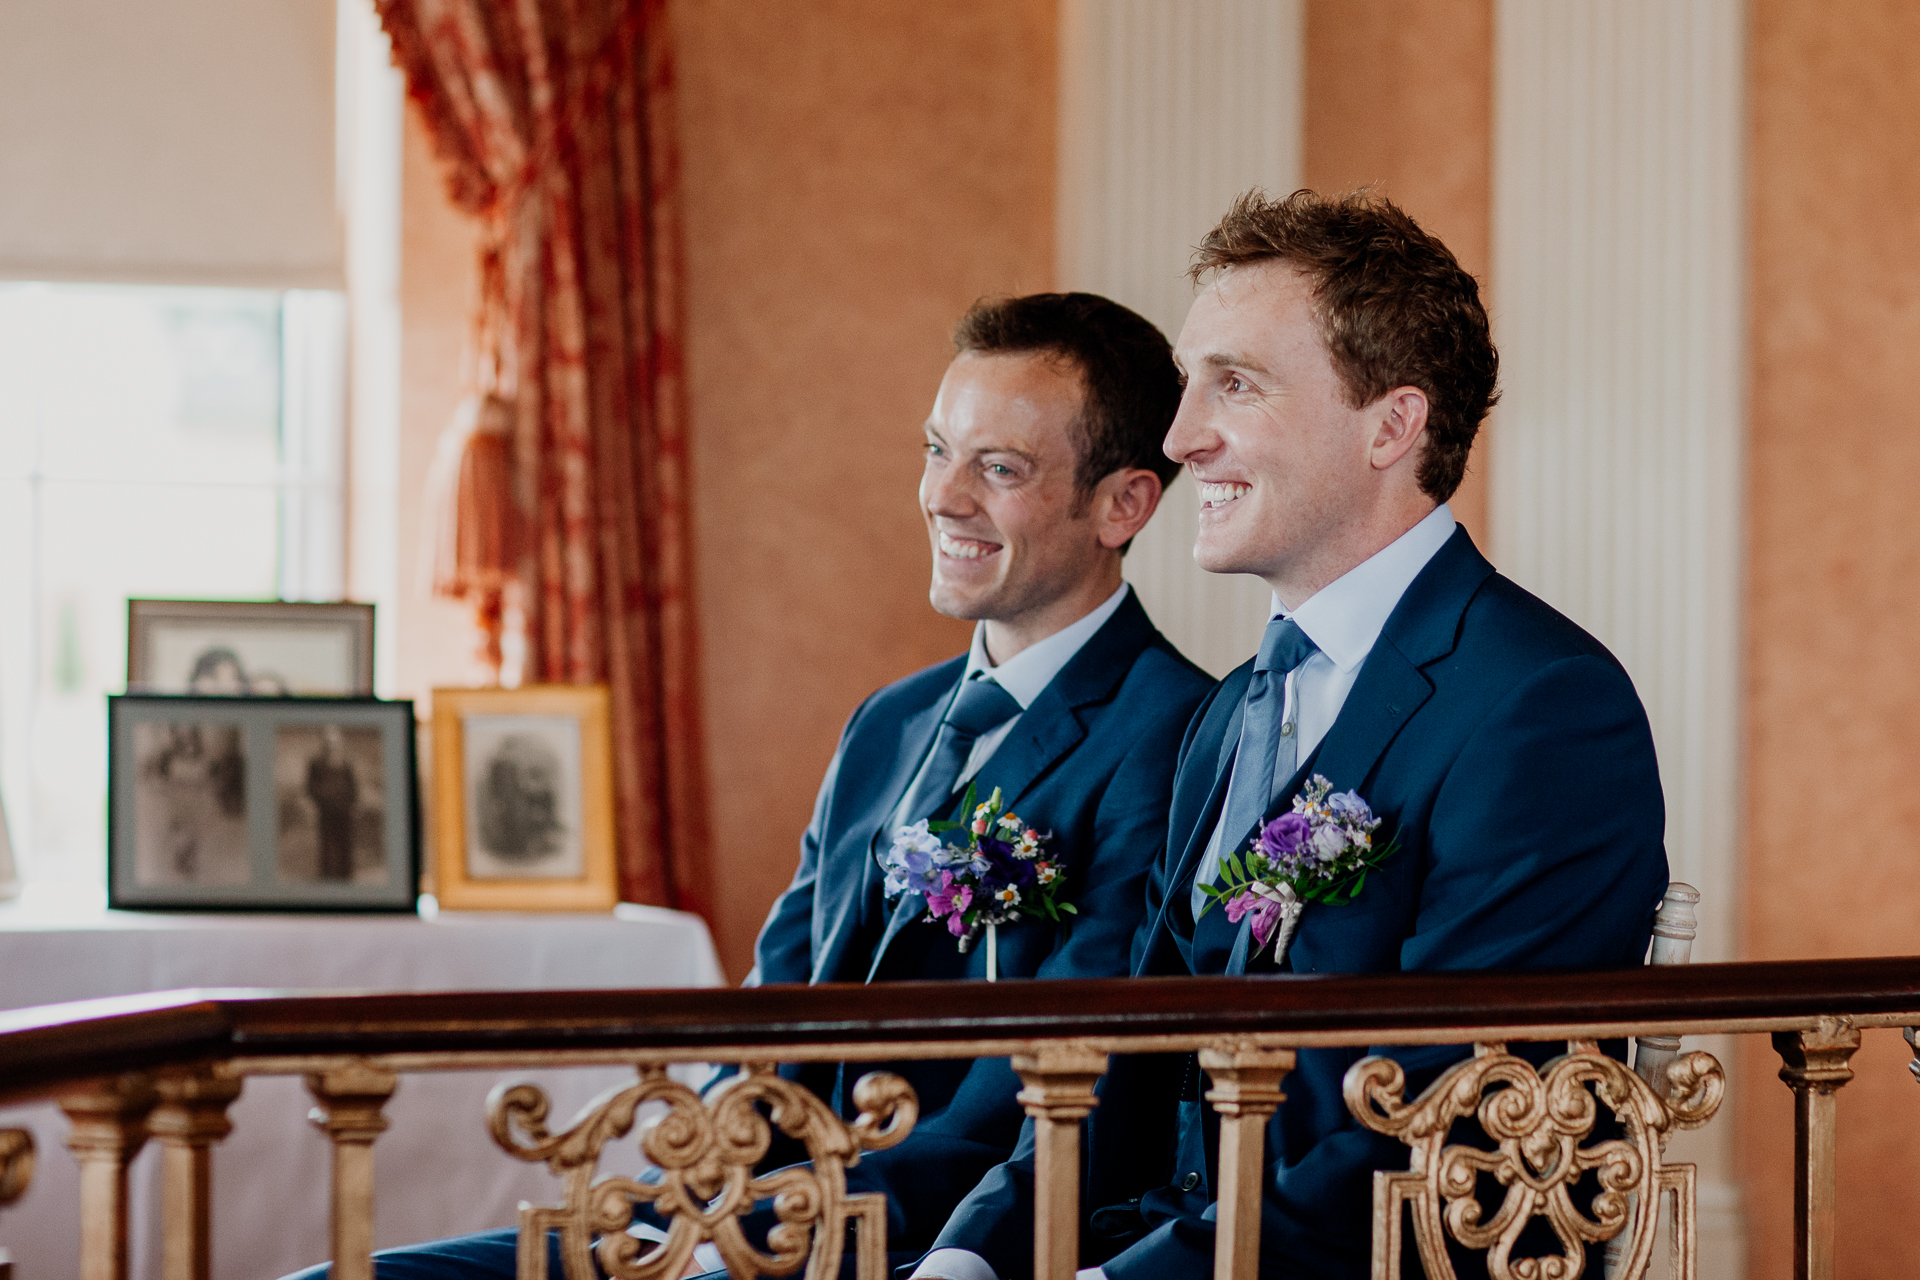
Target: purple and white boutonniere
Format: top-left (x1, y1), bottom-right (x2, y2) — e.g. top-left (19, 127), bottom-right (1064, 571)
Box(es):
top-left (882, 783), bottom-right (1075, 980)
top-left (1197, 774), bottom-right (1400, 965)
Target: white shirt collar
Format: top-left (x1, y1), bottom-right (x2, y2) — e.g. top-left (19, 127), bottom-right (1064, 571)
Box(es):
top-left (963, 582), bottom-right (1131, 708)
top-left (1277, 504), bottom-right (1457, 672)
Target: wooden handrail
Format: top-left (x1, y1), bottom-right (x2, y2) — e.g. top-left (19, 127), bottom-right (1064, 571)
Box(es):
top-left (4, 958), bottom-right (1919, 1280)
top-left (4, 955), bottom-right (1920, 1103)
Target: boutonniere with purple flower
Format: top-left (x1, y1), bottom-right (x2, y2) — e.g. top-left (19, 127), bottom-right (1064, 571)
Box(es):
top-left (1197, 774), bottom-right (1400, 965)
top-left (882, 782), bottom-right (1075, 980)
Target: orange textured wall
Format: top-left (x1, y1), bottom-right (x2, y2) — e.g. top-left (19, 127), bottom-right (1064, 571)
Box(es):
top-left (1746, 2), bottom-right (1920, 1274)
top-left (1302, 0), bottom-right (1492, 545)
top-left (672, 0), bottom-right (1057, 978)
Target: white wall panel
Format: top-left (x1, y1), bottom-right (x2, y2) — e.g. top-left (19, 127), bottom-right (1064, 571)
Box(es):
top-left (1057, 0), bottom-right (1303, 676)
top-left (1492, 2), bottom-right (1745, 1274)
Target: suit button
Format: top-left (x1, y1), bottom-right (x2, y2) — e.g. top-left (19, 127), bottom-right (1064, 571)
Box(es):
top-left (1180, 1172), bottom-right (1201, 1192)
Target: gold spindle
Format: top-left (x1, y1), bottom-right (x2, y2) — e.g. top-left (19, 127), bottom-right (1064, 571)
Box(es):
top-left (307, 1062), bottom-right (399, 1280)
top-left (1011, 1042), bottom-right (1107, 1280)
top-left (1773, 1019), bottom-right (1861, 1280)
top-left (61, 1075), bottom-right (158, 1280)
top-left (1200, 1045), bottom-right (1293, 1280)
top-left (150, 1071), bottom-right (244, 1280)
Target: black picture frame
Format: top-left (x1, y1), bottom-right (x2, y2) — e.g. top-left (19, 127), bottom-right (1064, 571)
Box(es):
top-left (108, 695), bottom-right (419, 912)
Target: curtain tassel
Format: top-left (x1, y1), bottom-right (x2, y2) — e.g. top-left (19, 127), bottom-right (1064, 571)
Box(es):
top-left (426, 392), bottom-right (516, 677)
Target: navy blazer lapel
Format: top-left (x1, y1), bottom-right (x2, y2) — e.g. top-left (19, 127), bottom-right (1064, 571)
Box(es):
top-left (1136, 664), bottom-right (1250, 976)
top-left (1220, 525), bottom-right (1498, 968)
top-left (812, 681), bottom-right (951, 986)
top-left (866, 592), bottom-right (1161, 981)
top-left (1304, 526), bottom-right (1495, 797)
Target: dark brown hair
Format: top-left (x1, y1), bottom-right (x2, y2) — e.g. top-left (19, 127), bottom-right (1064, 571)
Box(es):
top-left (952, 292), bottom-right (1184, 498)
top-left (1190, 189), bottom-right (1499, 501)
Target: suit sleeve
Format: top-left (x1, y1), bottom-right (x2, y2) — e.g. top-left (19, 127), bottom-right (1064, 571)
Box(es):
top-left (1094, 654), bottom-right (1671, 1280)
top-left (746, 697), bottom-right (872, 988)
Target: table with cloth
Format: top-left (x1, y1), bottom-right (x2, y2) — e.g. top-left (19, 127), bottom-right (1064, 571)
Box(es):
top-left (0, 902), bottom-right (724, 1280)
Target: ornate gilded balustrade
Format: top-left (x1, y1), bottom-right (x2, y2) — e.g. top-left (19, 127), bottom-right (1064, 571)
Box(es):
top-left (2, 959), bottom-right (1919, 1280)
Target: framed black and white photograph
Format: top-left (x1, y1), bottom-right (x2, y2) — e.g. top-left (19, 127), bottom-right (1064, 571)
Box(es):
top-left (431, 685), bottom-right (617, 912)
top-left (109, 695), bottom-right (418, 911)
top-left (126, 599), bottom-right (376, 695)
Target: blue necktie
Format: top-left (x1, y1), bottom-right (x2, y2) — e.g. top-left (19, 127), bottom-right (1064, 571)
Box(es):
top-left (1192, 618), bottom-right (1319, 916)
top-left (898, 675), bottom-right (1023, 824)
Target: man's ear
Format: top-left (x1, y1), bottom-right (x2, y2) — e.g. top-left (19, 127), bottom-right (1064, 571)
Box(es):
top-left (1369, 386), bottom-right (1430, 473)
top-left (1093, 468), bottom-right (1165, 550)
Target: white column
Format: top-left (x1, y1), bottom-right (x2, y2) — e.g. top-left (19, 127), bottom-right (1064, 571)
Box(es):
top-left (1056, 0), bottom-right (1304, 676)
top-left (1491, 2), bottom-right (1745, 1275)
top-left (339, 0), bottom-right (403, 694)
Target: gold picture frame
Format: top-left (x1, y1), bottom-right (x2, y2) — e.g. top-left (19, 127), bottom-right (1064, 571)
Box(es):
top-left (431, 685), bottom-right (618, 912)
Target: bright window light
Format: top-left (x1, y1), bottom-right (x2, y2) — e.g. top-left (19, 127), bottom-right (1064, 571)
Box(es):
top-left (0, 282), bottom-right (347, 909)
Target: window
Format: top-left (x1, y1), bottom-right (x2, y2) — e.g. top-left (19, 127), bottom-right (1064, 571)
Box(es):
top-left (0, 282), bottom-right (347, 905)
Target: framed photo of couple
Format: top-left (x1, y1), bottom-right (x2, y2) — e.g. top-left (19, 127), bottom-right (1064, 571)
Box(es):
top-left (429, 685), bottom-right (618, 913)
top-left (107, 695), bottom-right (419, 911)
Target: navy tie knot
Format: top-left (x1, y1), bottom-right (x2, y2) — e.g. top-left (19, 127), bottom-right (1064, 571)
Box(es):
top-left (944, 676), bottom-right (1022, 738)
top-left (1256, 617), bottom-right (1318, 677)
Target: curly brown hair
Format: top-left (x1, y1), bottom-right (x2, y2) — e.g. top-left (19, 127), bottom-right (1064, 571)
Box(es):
top-left (1190, 189), bottom-right (1499, 502)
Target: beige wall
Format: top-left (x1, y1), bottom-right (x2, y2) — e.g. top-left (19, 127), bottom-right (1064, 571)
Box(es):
top-left (673, 0), bottom-right (1058, 978)
top-left (1745, 1), bottom-right (1920, 1272)
top-left (1302, 0), bottom-right (1493, 544)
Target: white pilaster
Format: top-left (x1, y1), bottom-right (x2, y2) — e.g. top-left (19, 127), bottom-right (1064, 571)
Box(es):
top-left (1056, 0), bottom-right (1304, 676)
top-left (1492, 3), bottom-right (1746, 1275)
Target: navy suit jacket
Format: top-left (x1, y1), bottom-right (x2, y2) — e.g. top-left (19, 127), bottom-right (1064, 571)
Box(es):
top-left (931, 527), bottom-right (1671, 1280)
top-left (750, 589), bottom-right (1212, 1255)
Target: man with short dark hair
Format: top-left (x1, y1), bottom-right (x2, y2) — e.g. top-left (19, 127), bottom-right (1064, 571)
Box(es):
top-left (921, 191), bottom-right (1668, 1279)
top-left (289, 292), bottom-right (1213, 1280)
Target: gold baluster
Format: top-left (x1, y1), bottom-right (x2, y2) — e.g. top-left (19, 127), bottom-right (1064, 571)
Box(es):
top-left (1011, 1042), bottom-right (1107, 1280)
top-left (307, 1062), bottom-right (399, 1280)
top-left (1200, 1044), bottom-right (1293, 1280)
top-left (1772, 1018), bottom-right (1861, 1280)
top-left (1, 1127), bottom-right (35, 1280)
top-left (61, 1074), bottom-right (158, 1280)
top-left (150, 1071), bottom-right (244, 1280)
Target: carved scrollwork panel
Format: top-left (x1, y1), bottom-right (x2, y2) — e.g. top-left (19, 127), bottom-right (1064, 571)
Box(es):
top-left (489, 1065), bottom-right (916, 1280)
top-left (1344, 1042), bottom-right (1723, 1280)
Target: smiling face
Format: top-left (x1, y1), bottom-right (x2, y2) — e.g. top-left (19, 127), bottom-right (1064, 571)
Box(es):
top-left (921, 351), bottom-right (1140, 656)
top-left (1165, 261), bottom-right (1434, 606)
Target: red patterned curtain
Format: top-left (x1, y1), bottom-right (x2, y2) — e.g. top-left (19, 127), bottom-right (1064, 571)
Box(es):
top-left (378, 0), bottom-right (709, 913)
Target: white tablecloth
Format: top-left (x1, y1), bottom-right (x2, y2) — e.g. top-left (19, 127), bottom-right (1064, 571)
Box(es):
top-left (0, 903), bottom-right (725, 1280)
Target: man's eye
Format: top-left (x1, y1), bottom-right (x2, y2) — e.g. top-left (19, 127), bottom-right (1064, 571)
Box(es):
top-left (988, 464), bottom-right (1014, 477)
top-left (1226, 374), bottom-right (1247, 393)
top-left (924, 443), bottom-right (943, 457)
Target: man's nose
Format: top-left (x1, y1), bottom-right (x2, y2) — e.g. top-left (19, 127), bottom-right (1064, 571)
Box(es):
top-left (1163, 391), bottom-right (1211, 464)
top-left (922, 461), bottom-right (977, 515)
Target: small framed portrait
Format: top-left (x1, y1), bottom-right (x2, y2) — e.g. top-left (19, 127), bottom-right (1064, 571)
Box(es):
top-left (430, 685), bottom-right (617, 912)
top-left (127, 599), bottom-right (376, 695)
top-left (109, 695), bottom-right (419, 911)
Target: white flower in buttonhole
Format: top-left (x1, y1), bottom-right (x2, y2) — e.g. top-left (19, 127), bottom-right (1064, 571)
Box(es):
top-left (877, 782), bottom-right (1078, 958)
top-left (1310, 822), bottom-right (1348, 864)
top-left (884, 819), bottom-right (947, 898)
